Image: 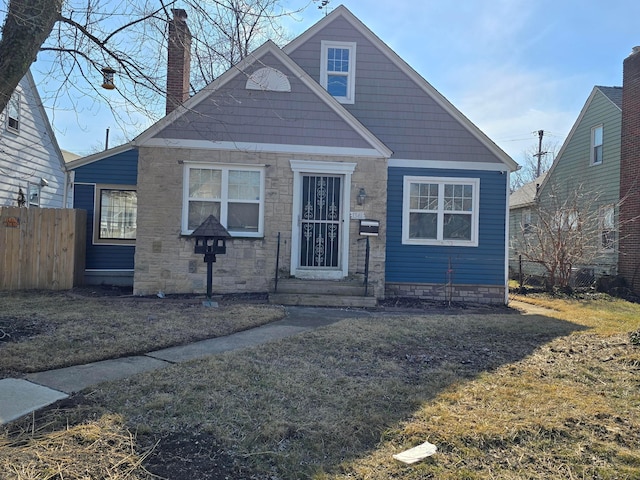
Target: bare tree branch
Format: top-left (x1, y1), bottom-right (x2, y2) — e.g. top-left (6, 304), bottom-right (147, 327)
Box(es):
top-left (0, 0), bottom-right (309, 147)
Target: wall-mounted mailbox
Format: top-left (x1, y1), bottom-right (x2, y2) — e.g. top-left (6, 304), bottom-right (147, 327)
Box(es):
top-left (359, 219), bottom-right (380, 236)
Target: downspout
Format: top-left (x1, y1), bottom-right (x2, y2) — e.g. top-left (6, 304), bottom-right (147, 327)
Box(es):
top-left (63, 170), bottom-right (69, 207)
top-left (63, 170), bottom-right (74, 208)
top-left (504, 169), bottom-right (511, 305)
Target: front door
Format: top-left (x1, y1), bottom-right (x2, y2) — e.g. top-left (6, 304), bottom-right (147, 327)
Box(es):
top-left (289, 160), bottom-right (356, 280)
top-left (299, 175), bottom-right (342, 269)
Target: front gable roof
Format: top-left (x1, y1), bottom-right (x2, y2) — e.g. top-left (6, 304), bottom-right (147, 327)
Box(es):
top-left (536, 85), bottom-right (622, 196)
top-left (23, 70), bottom-right (66, 175)
top-left (135, 41), bottom-right (391, 158)
top-left (284, 5), bottom-right (518, 171)
top-left (598, 86), bottom-right (623, 109)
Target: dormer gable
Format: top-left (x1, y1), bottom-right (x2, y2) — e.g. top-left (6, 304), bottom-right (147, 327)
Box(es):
top-left (284, 5), bottom-right (517, 170)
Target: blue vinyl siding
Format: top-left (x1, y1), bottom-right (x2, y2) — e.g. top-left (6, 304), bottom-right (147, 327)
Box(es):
top-left (71, 150), bottom-right (137, 270)
top-left (73, 149), bottom-right (138, 184)
top-left (386, 167), bottom-right (507, 286)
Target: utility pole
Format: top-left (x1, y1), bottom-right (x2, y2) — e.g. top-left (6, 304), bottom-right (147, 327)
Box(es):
top-left (533, 129), bottom-right (547, 178)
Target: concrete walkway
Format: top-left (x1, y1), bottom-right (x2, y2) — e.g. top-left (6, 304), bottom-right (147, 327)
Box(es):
top-left (0, 306), bottom-right (374, 425)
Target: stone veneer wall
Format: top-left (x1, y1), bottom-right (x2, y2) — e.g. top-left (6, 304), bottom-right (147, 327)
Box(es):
top-left (133, 146), bottom-right (387, 297)
top-left (385, 282), bottom-right (506, 305)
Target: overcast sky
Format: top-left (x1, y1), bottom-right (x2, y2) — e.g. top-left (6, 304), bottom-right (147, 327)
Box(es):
top-left (41, 0), bottom-right (640, 163)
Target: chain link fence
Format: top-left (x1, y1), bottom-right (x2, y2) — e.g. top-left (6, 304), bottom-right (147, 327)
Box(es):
top-left (509, 255), bottom-right (599, 291)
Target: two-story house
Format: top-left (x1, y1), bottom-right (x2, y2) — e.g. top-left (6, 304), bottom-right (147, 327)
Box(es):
top-left (0, 70), bottom-right (67, 209)
top-left (510, 86), bottom-right (622, 286)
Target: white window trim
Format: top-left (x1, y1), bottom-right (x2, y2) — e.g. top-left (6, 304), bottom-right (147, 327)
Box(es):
top-left (182, 163), bottom-right (265, 237)
top-left (93, 184), bottom-right (137, 246)
top-left (289, 160), bottom-right (356, 278)
top-left (402, 176), bottom-right (480, 247)
top-left (320, 40), bottom-right (356, 104)
top-left (590, 124), bottom-right (603, 165)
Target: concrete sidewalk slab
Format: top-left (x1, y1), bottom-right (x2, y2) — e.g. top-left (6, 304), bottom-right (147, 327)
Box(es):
top-left (26, 356), bottom-right (170, 394)
top-left (0, 379), bottom-right (67, 424)
top-left (1, 305), bottom-right (375, 425)
top-left (148, 323), bottom-right (310, 363)
top-left (278, 306), bottom-right (372, 327)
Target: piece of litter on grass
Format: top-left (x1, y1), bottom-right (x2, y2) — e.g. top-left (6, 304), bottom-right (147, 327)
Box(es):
top-left (393, 441), bottom-right (437, 464)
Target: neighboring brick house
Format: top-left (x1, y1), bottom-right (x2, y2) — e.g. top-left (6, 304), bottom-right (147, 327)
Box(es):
top-left (0, 70), bottom-right (67, 208)
top-left (620, 47), bottom-right (640, 295)
top-left (509, 86), bottom-right (623, 284)
top-left (68, 6), bottom-right (517, 304)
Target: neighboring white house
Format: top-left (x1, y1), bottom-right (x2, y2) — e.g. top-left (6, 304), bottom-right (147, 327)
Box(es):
top-left (0, 69), bottom-right (66, 208)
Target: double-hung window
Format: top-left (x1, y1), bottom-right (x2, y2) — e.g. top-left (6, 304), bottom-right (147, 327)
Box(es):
top-left (320, 41), bottom-right (356, 104)
top-left (94, 186), bottom-right (137, 244)
top-left (7, 93), bottom-right (20, 132)
top-left (522, 208), bottom-right (533, 235)
top-left (599, 205), bottom-right (615, 251)
top-left (402, 176), bottom-right (480, 246)
top-left (591, 125), bottom-right (603, 165)
top-left (183, 164), bottom-right (265, 237)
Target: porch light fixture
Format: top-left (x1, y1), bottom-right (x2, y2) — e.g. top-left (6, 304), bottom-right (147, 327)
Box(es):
top-left (357, 187), bottom-right (367, 205)
top-left (101, 67), bottom-right (116, 90)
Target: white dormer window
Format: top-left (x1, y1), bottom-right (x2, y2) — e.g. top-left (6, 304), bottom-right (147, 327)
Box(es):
top-left (320, 41), bottom-right (356, 104)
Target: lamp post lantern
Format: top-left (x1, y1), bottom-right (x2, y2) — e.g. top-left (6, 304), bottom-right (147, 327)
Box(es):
top-left (189, 215), bottom-right (231, 306)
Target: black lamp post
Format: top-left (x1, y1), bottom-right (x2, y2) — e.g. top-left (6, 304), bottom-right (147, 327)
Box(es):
top-left (189, 215), bottom-right (231, 306)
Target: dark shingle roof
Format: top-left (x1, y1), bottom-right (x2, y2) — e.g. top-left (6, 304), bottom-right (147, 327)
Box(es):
top-left (509, 172), bottom-right (547, 209)
top-left (597, 86), bottom-right (623, 109)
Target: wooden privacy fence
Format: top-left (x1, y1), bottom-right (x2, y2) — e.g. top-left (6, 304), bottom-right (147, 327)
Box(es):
top-left (0, 207), bottom-right (86, 290)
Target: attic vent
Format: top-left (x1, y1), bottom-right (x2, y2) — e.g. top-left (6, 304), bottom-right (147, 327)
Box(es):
top-left (246, 67), bottom-right (291, 92)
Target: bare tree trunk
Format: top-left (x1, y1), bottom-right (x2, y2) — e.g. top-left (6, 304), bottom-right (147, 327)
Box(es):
top-left (0, 0), bottom-right (62, 113)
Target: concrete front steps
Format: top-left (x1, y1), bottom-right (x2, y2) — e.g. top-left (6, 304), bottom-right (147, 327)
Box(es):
top-left (269, 278), bottom-right (377, 308)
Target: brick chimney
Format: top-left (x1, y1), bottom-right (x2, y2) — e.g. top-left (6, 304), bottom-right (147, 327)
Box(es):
top-left (619, 46), bottom-right (640, 294)
top-left (166, 9), bottom-right (191, 115)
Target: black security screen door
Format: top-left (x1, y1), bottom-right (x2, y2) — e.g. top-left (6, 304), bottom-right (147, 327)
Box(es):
top-left (300, 175), bottom-right (341, 268)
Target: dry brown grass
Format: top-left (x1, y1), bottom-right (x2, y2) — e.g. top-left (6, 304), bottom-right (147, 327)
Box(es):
top-left (0, 289), bottom-right (284, 377)
top-left (0, 413), bottom-right (155, 479)
top-left (2, 292), bottom-right (640, 479)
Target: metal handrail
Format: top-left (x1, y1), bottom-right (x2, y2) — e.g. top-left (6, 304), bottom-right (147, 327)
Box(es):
top-left (274, 232), bottom-right (281, 293)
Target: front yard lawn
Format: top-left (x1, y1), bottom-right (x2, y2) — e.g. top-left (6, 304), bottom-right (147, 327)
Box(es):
top-left (1, 292), bottom-right (639, 479)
